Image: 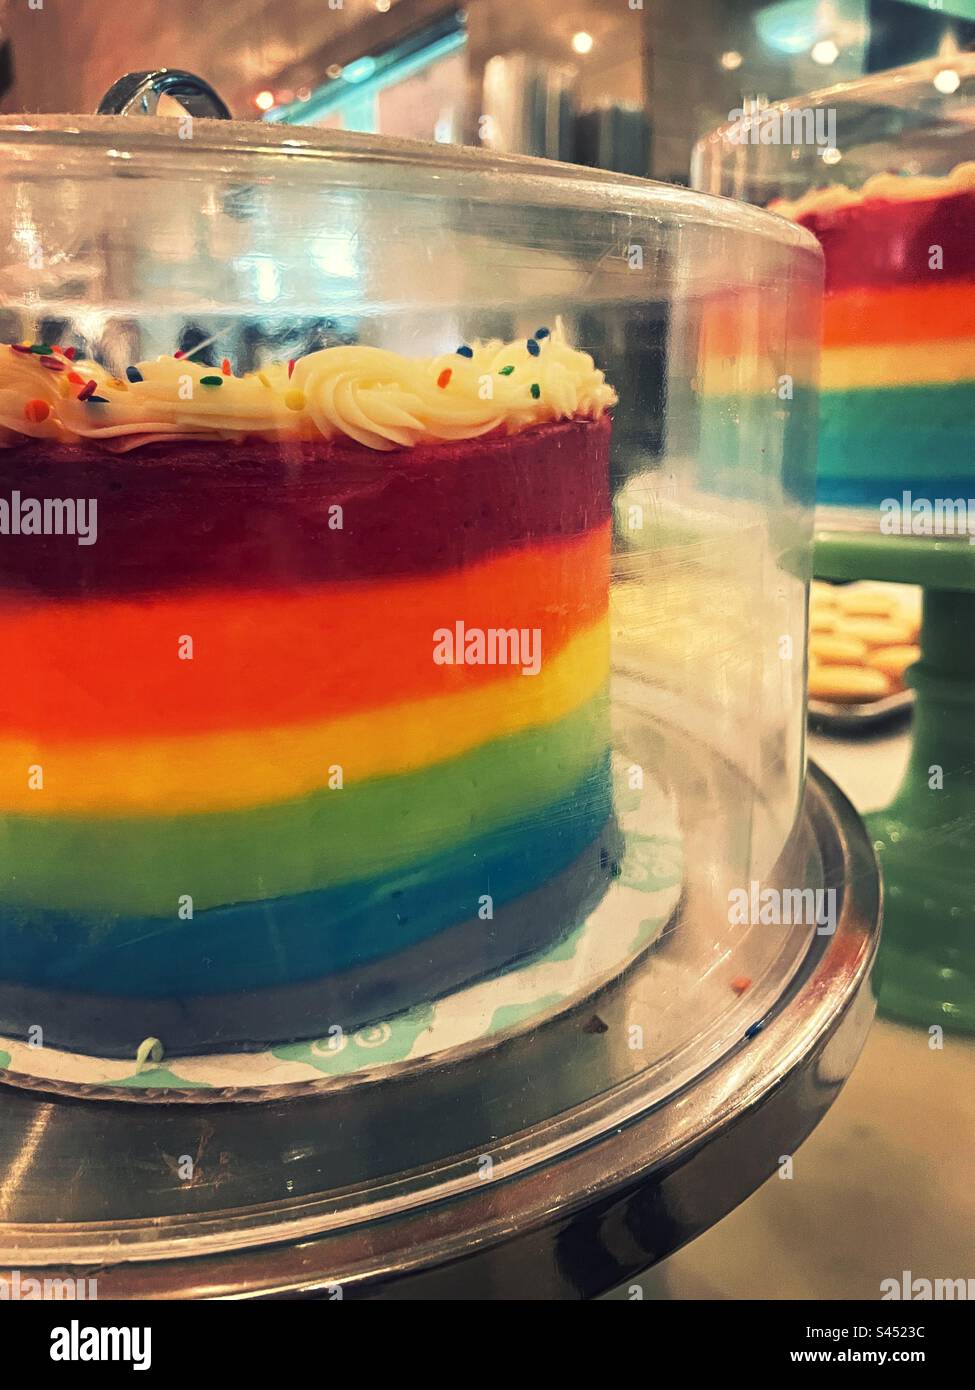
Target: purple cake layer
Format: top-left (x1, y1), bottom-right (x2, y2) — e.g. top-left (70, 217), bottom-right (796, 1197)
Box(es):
top-left (0, 416), bottom-right (611, 597)
top-left (797, 187), bottom-right (975, 293)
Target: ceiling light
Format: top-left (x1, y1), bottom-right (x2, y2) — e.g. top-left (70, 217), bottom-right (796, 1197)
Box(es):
top-left (934, 69), bottom-right (961, 95)
top-left (810, 40), bottom-right (839, 65)
top-left (572, 32), bottom-right (594, 56)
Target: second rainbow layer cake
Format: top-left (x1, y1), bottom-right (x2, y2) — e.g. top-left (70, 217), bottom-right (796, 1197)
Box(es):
top-left (0, 323), bottom-right (620, 1056)
top-left (774, 162), bottom-right (975, 510)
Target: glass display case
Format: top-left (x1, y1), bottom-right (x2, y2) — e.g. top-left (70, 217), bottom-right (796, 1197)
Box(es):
top-left (0, 76), bottom-right (879, 1296)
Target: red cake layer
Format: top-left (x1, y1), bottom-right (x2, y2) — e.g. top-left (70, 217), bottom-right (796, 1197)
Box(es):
top-left (0, 415), bottom-right (611, 598)
top-left (796, 187), bottom-right (975, 294)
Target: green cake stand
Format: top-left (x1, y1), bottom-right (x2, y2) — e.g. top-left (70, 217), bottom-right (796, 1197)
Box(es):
top-left (815, 520), bottom-right (975, 1032)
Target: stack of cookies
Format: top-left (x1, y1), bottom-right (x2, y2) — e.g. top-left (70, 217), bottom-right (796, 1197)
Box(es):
top-left (808, 582), bottom-right (921, 705)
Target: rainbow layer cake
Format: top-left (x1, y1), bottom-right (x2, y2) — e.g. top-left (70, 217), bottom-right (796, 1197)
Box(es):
top-left (773, 163), bottom-right (975, 509)
top-left (0, 324), bottom-right (620, 1055)
top-left (687, 285), bottom-right (820, 508)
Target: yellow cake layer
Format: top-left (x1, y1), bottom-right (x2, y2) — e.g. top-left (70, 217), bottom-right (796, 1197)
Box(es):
top-left (820, 338), bottom-right (975, 392)
top-left (0, 615), bottom-right (609, 817)
top-left (694, 353), bottom-right (816, 397)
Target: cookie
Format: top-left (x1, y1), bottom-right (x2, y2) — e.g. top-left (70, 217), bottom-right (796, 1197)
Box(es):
top-left (808, 663), bottom-right (891, 703)
top-left (866, 644), bottom-right (920, 688)
top-left (808, 583), bottom-right (922, 703)
top-left (835, 589), bottom-right (898, 618)
top-left (809, 633), bottom-right (869, 663)
top-left (839, 616), bottom-right (916, 648)
top-left (809, 606), bottom-right (838, 633)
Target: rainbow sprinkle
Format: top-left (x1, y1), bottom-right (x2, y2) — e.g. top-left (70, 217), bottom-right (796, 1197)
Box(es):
top-left (526, 338), bottom-right (540, 357)
top-left (456, 345), bottom-right (474, 358)
top-left (86, 395), bottom-right (109, 404)
top-left (199, 375), bottom-right (223, 387)
top-left (126, 366), bottom-right (144, 383)
top-left (498, 365), bottom-right (514, 377)
top-left (287, 359), bottom-right (296, 379)
top-left (534, 327), bottom-right (550, 339)
top-left (221, 358), bottom-right (232, 376)
top-left (76, 379), bottom-right (97, 402)
top-left (437, 368), bottom-right (452, 389)
top-left (530, 383), bottom-right (541, 400)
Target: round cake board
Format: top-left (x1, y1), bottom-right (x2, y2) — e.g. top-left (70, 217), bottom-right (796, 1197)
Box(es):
top-left (0, 765), bottom-right (683, 1102)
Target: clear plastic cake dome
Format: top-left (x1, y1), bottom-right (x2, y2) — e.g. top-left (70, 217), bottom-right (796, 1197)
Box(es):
top-left (692, 56), bottom-right (975, 547)
top-left (0, 83), bottom-right (879, 1296)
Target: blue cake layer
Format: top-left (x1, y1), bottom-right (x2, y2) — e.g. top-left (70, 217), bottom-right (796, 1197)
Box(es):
top-left (693, 389), bottom-right (819, 507)
top-left (0, 810), bottom-right (623, 1057)
top-left (817, 382), bottom-right (975, 508)
top-left (0, 755), bottom-right (613, 999)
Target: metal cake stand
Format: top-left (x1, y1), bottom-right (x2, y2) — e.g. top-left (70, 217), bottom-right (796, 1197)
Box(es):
top-left (0, 730), bottom-right (880, 1299)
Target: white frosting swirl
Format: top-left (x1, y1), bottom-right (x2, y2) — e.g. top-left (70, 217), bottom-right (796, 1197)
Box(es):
top-left (771, 159), bottom-right (975, 222)
top-left (0, 318), bottom-right (616, 453)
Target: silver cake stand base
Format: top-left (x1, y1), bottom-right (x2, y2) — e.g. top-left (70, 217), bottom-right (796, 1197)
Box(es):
top-left (0, 759), bottom-right (880, 1299)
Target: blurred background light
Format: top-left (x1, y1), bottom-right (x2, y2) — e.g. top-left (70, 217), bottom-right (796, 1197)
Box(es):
top-left (811, 39), bottom-right (840, 64)
top-left (933, 67), bottom-right (961, 93)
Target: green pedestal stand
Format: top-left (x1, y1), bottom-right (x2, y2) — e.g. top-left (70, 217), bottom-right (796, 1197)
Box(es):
top-left (815, 523), bottom-right (975, 1033)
